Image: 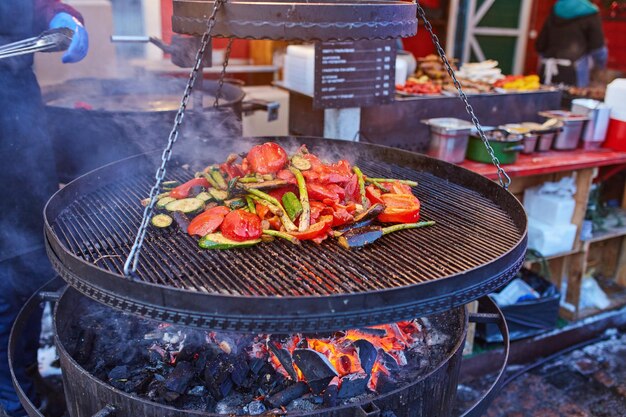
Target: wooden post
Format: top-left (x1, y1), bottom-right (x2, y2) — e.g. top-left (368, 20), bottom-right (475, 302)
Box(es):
top-left (463, 301), bottom-right (479, 355)
top-left (572, 168), bottom-right (598, 250)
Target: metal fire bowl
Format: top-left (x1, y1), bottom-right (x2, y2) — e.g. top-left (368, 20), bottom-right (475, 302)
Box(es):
top-left (172, 0), bottom-right (418, 41)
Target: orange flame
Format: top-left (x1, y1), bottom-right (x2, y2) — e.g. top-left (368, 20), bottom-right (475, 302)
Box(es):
top-left (264, 320), bottom-right (422, 394)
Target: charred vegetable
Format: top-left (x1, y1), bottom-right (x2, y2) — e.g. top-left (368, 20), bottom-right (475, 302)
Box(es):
top-left (282, 192), bottom-right (303, 222)
top-left (165, 198), bottom-right (205, 214)
top-left (151, 214), bottom-right (173, 228)
top-left (338, 221), bottom-right (436, 249)
top-left (337, 226), bottom-right (383, 249)
top-left (141, 141), bottom-right (432, 251)
top-left (170, 211), bottom-right (192, 233)
top-left (198, 233), bottom-right (261, 250)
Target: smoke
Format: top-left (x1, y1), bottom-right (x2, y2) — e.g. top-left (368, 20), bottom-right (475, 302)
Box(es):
top-left (42, 75), bottom-right (244, 183)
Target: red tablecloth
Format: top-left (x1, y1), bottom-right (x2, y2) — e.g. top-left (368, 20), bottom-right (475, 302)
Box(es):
top-left (459, 149), bottom-right (626, 180)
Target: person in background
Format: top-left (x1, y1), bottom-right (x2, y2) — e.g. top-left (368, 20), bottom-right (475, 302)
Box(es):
top-left (0, 1), bottom-right (88, 416)
top-left (536, 0), bottom-right (608, 87)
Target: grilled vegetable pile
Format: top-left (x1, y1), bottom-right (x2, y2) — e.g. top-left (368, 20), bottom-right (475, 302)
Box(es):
top-left (142, 142), bottom-right (434, 250)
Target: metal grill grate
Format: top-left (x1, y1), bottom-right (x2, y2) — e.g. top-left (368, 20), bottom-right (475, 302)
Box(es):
top-left (53, 164), bottom-right (518, 296)
top-left (45, 137), bottom-right (526, 332)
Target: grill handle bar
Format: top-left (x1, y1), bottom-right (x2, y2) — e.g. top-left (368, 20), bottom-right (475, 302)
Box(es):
top-left (460, 296), bottom-right (510, 417)
top-left (8, 277), bottom-right (118, 417)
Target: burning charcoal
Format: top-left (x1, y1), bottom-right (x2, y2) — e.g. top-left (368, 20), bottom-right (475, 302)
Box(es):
top-left (249, 358), bottom-right (265, 375)
top-left (176, 332), bottom-right (205, 363)
top-left (108, 365), bottom-right (129, 381)
top-left (293, 349), bottom-right (338, 382)
top-left (164, 361), bottom-right (195, 394)
top-left (187, 385), bottom-right (206, 396)
top-left (215, 392), bottom-right (245, 414)
top-left (204, 355), bottom-right (235, 400)
top-left (127, 372), bottom-right (153, 393)
top-left (354, 339), bottom-right (377, 376)
top-left (231, 357), bottom-right (250, 386)
top-left (268, 343), bottom-right (298, 381)
top-left (247, 400), bottom-right (266, 415)
top-left (380, 351), bottom-right (400, 371)
top-left (338, 372), bottom-right (369, 399)
top-left (304, 393), bottom-right (323, 405)
top-left (323, 377), bottom-right (339, 407)
top-left (356, 327), bottom-right (387, 337)
top-left (267, 381), bottom-right (309, 408)
top-left (375, 372), bottom-right (397, 394)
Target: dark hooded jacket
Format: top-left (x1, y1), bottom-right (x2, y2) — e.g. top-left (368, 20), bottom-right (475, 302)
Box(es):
top-left (536, 11), bottom-right (605, 63)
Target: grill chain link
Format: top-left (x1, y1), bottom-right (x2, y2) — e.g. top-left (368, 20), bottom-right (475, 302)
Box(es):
top-left (416, 3), bottom-right (511, 189)
top-left (124, 0), bottom-right (227, 276)
top-left (214, 38), bottom-right (234, 107)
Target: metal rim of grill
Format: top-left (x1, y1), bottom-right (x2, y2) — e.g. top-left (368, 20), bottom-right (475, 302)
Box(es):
top-left (172, 0), bottom-right (418, 41)
top-left (45, 136), bottom-right (527, 333)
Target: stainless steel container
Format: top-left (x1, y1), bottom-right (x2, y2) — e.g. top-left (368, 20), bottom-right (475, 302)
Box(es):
top-left (571, 99), bottom-right (611, 150)
top-left (422, 118), bottom-right (474, 163)
top-left (521, 122), bottom-right (561, 152)
top-left (501, 124), bottom-right (538, 154)
top-left (539, 111), bottom-right (589, 151)
top-left (537, 132), bottom-right (556, 151)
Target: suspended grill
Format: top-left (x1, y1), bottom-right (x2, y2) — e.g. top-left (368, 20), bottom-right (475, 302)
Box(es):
top-left (45, 137), bottom-right (526, 332)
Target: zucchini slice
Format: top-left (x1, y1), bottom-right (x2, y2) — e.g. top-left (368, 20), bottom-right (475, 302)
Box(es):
top-left (198, 233), bottom-right (261, 250)
top-left (151, 214), bottom-right (173, 228)
top-left (195, 192), bottom-right (213, 203)
top-left (209, 188), bottom-right (228, 201)
top-left (165, 198), bottom-right (205, 214)
top-left (157, 197), bottom-right (176, 209)
top-left (291, 155), bottom-right (311, 171)
top-left (162, 180), bottom-right (180, 190)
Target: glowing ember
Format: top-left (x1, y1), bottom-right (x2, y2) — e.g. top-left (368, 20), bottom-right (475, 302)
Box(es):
top-left (258, 320), bottom-right (423, 395)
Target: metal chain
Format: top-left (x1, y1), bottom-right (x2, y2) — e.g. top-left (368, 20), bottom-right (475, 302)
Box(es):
top-left (214, 38), bottom-right (234, 108)
top-left (124, 0), bottom-right (227, 276)
top-left (416, 2), bottom-right (511, 189)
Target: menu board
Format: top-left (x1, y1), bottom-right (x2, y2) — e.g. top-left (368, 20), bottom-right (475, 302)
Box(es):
top-left (313, 40), bottom-right (397, 109)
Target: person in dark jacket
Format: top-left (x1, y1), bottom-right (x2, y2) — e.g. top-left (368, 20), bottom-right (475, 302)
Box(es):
top-left (0, 1), bottom-right (88, 416)
top-left (536, 0), bottom-right (608, 87)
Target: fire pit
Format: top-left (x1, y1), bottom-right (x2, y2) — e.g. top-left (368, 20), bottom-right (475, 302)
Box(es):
top-left (10, 282), bottom-right (510, 417)
top-left (54, 287), bottom-right (467, 416)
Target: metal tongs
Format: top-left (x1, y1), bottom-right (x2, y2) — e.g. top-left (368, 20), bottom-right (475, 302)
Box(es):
top-left (0, 27), bottom-right (74, 61)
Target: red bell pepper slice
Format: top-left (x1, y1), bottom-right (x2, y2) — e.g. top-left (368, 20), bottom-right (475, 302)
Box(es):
top-left (255, 203), bottom-right (271, 220)
top-left (289, 215), bottom-right (333, 241)
top-left (246, 142), bottom-right (288, 175)
top-left (170, 178), bottom-right (210, 199)
top-left (187, 206), bottom-right (230, 237)
top-left (276, 169), bottom-right (296, 184)
top-left (365, 185), bottom-right (384, 205)
top-left (383, 181), bottom-right (414, 195)
top-left (344, 174), bottom-right (360, 203)
top-left (377, 194), bottom-right (421, 224)
top-left (268, 185), bottom-right (299, 202)
top-left (307, 183), bottom-right (340, 202)
top-left (220, 163), bottom-right (244, 180)
top-left (309, 201), bottom-right (326, 224)
top-left (220, 209), bottom-right (263, 241)
top-left (316, 160), bottom-right (353, 184)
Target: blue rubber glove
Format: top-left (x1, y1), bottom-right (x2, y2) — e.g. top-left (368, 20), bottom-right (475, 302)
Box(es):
top-left (49, 12), bottom-right (89, 64)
